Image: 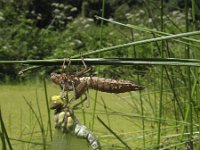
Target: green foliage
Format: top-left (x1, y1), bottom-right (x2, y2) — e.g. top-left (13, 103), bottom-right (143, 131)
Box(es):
top-left (1, 0), bottom-right (199, 81)
top-left (0, 14), bottom-right (59, 80)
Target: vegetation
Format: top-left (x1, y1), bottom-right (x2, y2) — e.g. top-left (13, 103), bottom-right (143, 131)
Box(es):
top-left (1, 0), bottom-right (200, 149)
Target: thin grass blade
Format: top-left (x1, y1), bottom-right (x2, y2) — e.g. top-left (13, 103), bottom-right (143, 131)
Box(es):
top-left (23, 96), bottom-right (46, 149)
top-left (43, 78), bottom-right (53, 141)
top-left (3, 58), bottom-right (200, 67)
top-left (0, 108), bottom-right (13, 150)
top-left (95, 16), bottom-right (200, 45)
top-left (97, 116), bottom-right (132, 150)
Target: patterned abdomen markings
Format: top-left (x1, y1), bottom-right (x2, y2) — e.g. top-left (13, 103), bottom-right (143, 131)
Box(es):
top-left (80, 77), bottom-right (144, 93)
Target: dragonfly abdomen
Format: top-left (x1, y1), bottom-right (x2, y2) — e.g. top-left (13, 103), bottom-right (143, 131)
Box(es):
top-left (81, 77), bottom-right (144, 93)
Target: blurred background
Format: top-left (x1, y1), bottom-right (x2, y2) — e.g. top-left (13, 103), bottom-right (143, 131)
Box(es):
top-left (0, 0), bottom-right (200, 82)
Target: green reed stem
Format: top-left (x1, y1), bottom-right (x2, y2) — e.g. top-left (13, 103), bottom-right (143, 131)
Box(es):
top-left (186, 1), bottom-right (193, 149)
top-left (130, 25), bottom-right (145, 148)
top-left (91, 91), bottom-right (98, 131)
top-left (3, 58), bottom-right (200, 67)
top-left (138, 76), bottom-right (145, 148)
top-left (197, 68), bottom-right (200, 149)
top-left (9, 137), bottom-right (46, 145)
top-left (72, 31), bottom-right (200, 58)
top-left (0, 130), bottom-right (6, 150)
top-left (19, 108), bottom-right (22, 139)
top-left (0, 110), bottom-right (7, 150)
top-left (8, 113), bottom-right (11, 134)
top-left (0, 108), bottom-right (13, 150)
top-left (97, 116), bottom-right (132, 150)
top-left (26, 120), bottom-right (37, 149)
top-left (180, 0), bottom-right (193, 149)
top-left (91, 0), bottom-right (105, 131)
top-left (35, 90), bottom-right (46, 149)
top-left (43, 78), bottom-right (53, 141)
top-left (95, 16), bottom-right (200, 46)
top-left (191, 0), bottom-right (197, 30)
top-left (80, 97), bottom-right (86, 125)
top-left (24, 97), bottom-right (46, 150)
top-left (100, 0), bottom-right (105, 44)
top-left (157, 0), bottom-right (164, 147)
top-left (100, 97), bottom-right (111, 128)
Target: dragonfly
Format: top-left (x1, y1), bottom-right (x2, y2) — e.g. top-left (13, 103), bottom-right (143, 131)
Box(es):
top-left (50, 58), bottom-right (144, 150)
top-left (50, 95), bottom-right (101, 150)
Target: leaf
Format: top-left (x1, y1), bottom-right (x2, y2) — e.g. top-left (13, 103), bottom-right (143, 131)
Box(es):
top-left (51, 129), bottom-right (89, 150)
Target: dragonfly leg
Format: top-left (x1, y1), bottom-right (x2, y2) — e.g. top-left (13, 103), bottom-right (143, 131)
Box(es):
top-left (75, 57), bottom-right (92, 77)
top-left (69, 81), bottom-right (88, 103)
top-left (81, 56), bottom-right (87, 69)
top-left (72, 93), bottom-right (88, 109)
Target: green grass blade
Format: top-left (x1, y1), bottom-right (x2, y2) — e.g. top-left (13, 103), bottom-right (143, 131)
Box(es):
top-left (18, 66), bottom-right (42, 75)
top-left (137, 78), bottom-right (145, 148)
top-left (191, 0), bottom-right (197, 30)
top-left (157, 0), bottom-right (164, 147)
top-left (81, 99), bottom-right (86, 125)
top-left (26, 120), bottom-right (38, 149)
top-left (73, 96), bottom-right (87, 125)
top-left (0, 111), bottom-right (7, 150)
top-left (97, 116), bottom-right (132, 150)
top-left (91, 91), bottom-right (98, 131)
top-left (91, 0), bottom-right (105, 131)
top-left (99, 0), bottom-right (105, 44)
top-left (35, 90), bottom-right (47, 149)
top-left (184, 1), bottom-right (193, 148)
top-left (35, 89), bottom-right (44, 129)
top-left (0, 108), bottom-right (13, 150)
top-left (72, 31), bottom-right (200, 58)
top-left (23, 96), bottom-right (46, 149)
top-left (43, 78), bottom-right (53, 141)
top-left (3, 58), bottom-right (200, 67)
top-left (100, 97), bottom-right (111, 128)
top-left (95, 16), bottom-right (200, 46)
top-left (9, 137), bottom-right (46, 145)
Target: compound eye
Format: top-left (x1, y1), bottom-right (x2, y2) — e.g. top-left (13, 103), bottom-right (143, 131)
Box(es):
top-left (50, 100), bottom-right (63, 109)
top-left (50, 95), bottom-right (63, 109)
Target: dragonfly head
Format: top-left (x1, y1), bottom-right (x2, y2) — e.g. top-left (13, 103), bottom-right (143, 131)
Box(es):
top-left (50, 95), bottom-right (64, 110)
top-left (50, 72), bottom-right (76, 91)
